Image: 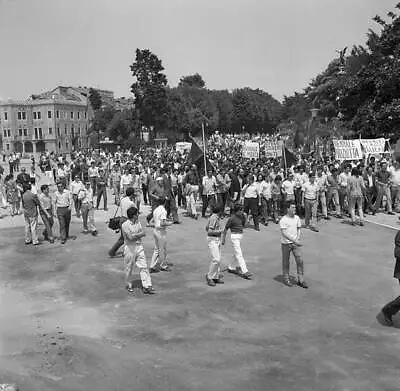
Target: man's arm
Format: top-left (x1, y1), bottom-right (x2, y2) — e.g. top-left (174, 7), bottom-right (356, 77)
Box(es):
top-left (280, 227), bottom-right (301, 246)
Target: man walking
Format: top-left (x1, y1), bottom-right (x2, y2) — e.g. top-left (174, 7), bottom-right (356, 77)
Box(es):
top-left (38, 184), bottom-right (54, 243)
top-left (79, 181), bottom-right (97, 236)
top-left (22, 183), bottom-right (41, 245)
top-left (96, 168), bottom-right (108, 211)
top-left (54, 182), bottom-right (75, 244)
top-left (70, 175), bottom-right (84, 217)
top-left (279, 202), bottom-right (308, 288)
top-left (302, 172), bottom-right (319, 232)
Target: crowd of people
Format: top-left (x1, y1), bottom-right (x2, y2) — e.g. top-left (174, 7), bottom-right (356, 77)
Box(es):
top-left (1, 132), bottom-right (399, 296)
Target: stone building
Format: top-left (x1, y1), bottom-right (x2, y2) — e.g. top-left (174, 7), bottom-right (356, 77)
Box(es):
top-left (0, 86), bottom-right (92, 156)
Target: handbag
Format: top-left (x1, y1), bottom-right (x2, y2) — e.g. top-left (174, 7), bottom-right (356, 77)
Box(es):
top-left (108, 204), bottom-right (121, 231)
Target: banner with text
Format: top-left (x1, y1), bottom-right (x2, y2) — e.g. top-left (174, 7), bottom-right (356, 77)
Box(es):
top-left (360, 138), bottom-right (385, 155)
top-left (242, 142), bottom-right (260, 159)
top-left (333, 139), bottom-right (362, 160)
top-left (175, 142), bottom-right (192, 154)
top-left (265, 140), bottom-right (283, 158)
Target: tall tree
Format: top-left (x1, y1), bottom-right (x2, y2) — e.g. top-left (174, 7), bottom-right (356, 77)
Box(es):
top-left (130, 49), bottom-right (168, 137)
top-left (88, 88), bottom-right (102, 111)
top-left (178, 73), bottom-right (206, 88)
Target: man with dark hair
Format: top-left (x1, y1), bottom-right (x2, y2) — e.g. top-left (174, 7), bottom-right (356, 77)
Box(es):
top-left (121, 206), bottom-right (154, 295)
top-left (149, 198), bottom-right (173, 273)
top-left (280, 202), bottom-right (308, 288)
top-left (38, 184), bottom-right (54, 243)
top-left (374, 161), bottom-right (395, 215)
top-left (53, 181), bottom-right (75, 244)
top-left (22, 183), bottom-right (41, 245)
top-left (108, 187), bottom-right (135, 258)
top-left (96, 168), bottom-right (108, 211)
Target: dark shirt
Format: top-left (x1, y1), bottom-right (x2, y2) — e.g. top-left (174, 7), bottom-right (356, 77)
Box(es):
top-left (97, 174), bottom-right (107, 187)
top-left (376, 170), bottom-right (390, 185)
top-left (186, 171), bottom-right (200, 186)
top-left (16, 172), bottom-right (30, 186)
top-left (225, 212), bottom-right (246, 234)
top-left (22, 190), bottom-right (40, 218)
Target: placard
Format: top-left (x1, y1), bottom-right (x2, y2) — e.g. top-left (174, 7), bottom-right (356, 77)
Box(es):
top-left (175, 142), bottom-right (192, 154)
top-left (360, 138), bottom-right (385, 155)
top-left (242, 142), bottom-right (259, 159)
top-left (265, 140), bottom-right (283, 158)
top-left (333, 139), bottom-right (363, 160)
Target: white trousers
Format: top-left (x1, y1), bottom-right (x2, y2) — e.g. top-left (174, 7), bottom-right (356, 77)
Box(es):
top-left (187, 185), bottom-right (199, 216)
top-left (207, 236), bottom-right (221, 279)
top-left (124, 244), bottom-right (152, 288)
top-left (229, 233), bottom-right (248, 274)
top-left (150, 229), bottom-right (167, 269)
top-left (24, 215), bottom-right (39, 244)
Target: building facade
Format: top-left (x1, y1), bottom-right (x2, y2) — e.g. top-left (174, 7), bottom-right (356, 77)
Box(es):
top-left (0, 86), bottom-right (92, 156)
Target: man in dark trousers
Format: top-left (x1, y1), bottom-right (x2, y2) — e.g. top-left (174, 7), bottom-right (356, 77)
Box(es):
top-left (381, 230), bottom-right (400, 326)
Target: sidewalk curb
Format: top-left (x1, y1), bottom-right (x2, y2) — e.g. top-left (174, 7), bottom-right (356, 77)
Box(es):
top-left (365, 218), bottom-right (399, 231)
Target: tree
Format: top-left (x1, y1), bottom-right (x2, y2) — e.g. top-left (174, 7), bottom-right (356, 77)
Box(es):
top-left (178, 73), bottom-right (206, 88)
top-left (130, 49), bottom-right (168, 137)
top-left (89, 106), bottom-right (117, 140)
top-left (88, 88), bottom-right (102, 111)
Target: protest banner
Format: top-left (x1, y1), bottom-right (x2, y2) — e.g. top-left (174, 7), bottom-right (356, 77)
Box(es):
top-left (333, 139), bottom-right (363, 160)
top-left (175, 142), bottom-right (192, 154)
top-left (360, 138), bottom-right (385, 155)
top-left (265, 140), bottom-right (283, 158)
top-left (242, 142), bottom-right (259, 159)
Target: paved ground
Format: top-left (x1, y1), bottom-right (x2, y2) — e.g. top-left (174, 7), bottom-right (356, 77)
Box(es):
top-left (1, 191), bottom-right (400, 391)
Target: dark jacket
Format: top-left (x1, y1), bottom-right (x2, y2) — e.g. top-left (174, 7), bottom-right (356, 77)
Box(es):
top-left (394, 231), bottom-right (400, 278)
top-left (229, 174), bottom-right (241, 198)
top-left (363, 173), bottom-right (376, 190)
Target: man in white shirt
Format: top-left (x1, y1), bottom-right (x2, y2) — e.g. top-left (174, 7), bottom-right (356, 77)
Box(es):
top-left (390, 161), bottom-right (400, 213)
top-left (279, 202), bottom-right (308, 288)
top-left (316, 166), bottom-right (330, 220)
top-left (302, 172), bottom-right (319, 232)
top-left (338, 164), bottom-right (351, 215)
top-left (150, 198), bottom-right (173, 273)
top-left (78, 181), bottom-right (97, 236)
top-left (70, 175), bottom-right (85, 217)
top-left (202, 169), bottom-right (217, 218)
top-left (281, 173), bottom-right (295, 213)
top-left (88, 162), bottom-right (99, 196)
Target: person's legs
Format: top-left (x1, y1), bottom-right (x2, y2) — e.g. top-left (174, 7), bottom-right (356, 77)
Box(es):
top-left (357, 196), bottom-right (364, 223)
top-left (24, 215), bottom-right (32, 243)
top-left (304, 199), bottom-right (311, 227)
top-left (349, 195), bottom-right (356, 223)
top-left (88, 207), bottom-right (96, 232)
top-left (207, 237), bottom-right (221, 280)
top-left (201, 195), bottom-right (208, 217)
top-left (230, 233), bottom-right (248, 274)
top-left (385, 186), bottom-right (393, 213)
top-left (281, 243), bottom-right (291, 281)
top-left (250, 198), bottom-right (259, 230)
top-left (320, 192), bottom-right (328, 218)
top-left (81, 204), bottom-right (89, 231)
top-left (292, 245), bottom-right (305, 284)
top-left (57, 208), bottom-right (67, 241)
top-left (65, 209), bottom-right (71, 238)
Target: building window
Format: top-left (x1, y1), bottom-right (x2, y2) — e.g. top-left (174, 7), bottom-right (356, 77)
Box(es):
top-left (48, 111), bottom-right (52, 119)
top-left (49, 127), bottom-right (52, 135)
top-left (18, 112), bottom-right (22, 120)
top-left (58, 141), bottom-right (61, 149)
top-left (22, 112), bottom-right (26, 120)
top-left (66, 141), bottom-right (69, 149)
top-left (56, 110), bottom-right (60, 119)
top-left (39, 128), bottom-right (43, 139)
top-left (78, 126), bottom-right (81, 135)
top-left (33, 112), bottom-right (37, 120)
top-left (77, 112), bottom-right (80, 119)
top-left (7, 129), bottom-right (10, 137)
top-left (38, 111), bottom-right (41, 120)
top-left (18, 128), bottom-right (22, 136)
top-left (23, 128), bottom-right (27, 136)
top-left (65, 124), bottom-right (68, 135)
top-left (84, 111), bottom-right (87, 119)
top-left (3, 129), bottom-right (6, 138)
top-left (57, 127), bottom-right (60, 137)
top-left (34, 128), bottom-right (38, 139)
top-left (4, 112), bottom-right (8, 121)
top-left (6, 144), bottom-right (9, 151)
top-left (70, 111), bottom-right (74, 119)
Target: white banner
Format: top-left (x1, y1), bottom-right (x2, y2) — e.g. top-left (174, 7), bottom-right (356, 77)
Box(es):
top-left (242, 142), bottom-right (259, 159)
top-left (333, 139), bottom-right (363, 160)
top-left (175, 142), bottom-right (192, 154)
top-left (360, 138), bottom-right (385, 155)
top-left (265, 140), bottom-right (283, 158)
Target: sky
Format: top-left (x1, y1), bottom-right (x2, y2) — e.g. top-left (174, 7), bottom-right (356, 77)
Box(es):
top-left (0, 0), bottom-right (396, 102)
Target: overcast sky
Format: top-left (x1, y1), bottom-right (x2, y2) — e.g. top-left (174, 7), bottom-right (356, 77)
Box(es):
top-left (0, 0), bottom-right (396, 102)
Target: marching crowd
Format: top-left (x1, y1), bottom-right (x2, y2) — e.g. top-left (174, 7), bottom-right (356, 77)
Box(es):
top-left (1, 132), bottom-right (400, 295)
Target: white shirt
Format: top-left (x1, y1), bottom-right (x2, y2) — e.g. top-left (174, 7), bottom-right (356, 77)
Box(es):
top-left (120, 174), bottom-right (132, 188)
top-left (120, 196), bottom-right (135, 218)
top-left (391, 169), bottom-right (400, 187)
top-left (153, 205), bottom-right (167, 229)
top-left (281, 180), bottom-right (295, 196)
top-left (260, 181), bottom-right (271, 199)
top-left (302, 182), bottom-right (319, 200)
top-left (243, 183), bottom-right (259, 198)
top-left (280, 215), bottom-right (301, 244)
top-left (338, 172), bottom-right (350, 187)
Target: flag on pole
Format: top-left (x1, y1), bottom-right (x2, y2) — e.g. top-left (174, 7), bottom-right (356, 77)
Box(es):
top-left (188, 136), bottom-right (213, 173)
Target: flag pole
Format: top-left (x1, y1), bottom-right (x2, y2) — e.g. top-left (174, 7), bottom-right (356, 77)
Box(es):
top-left (202, 122), bottom-right (207, 177)
top-left (283, 139), bottom-right (287, 175)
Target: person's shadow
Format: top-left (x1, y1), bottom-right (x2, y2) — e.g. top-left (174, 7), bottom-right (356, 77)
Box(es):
top-left (273, 274), bottom-right (300, 287)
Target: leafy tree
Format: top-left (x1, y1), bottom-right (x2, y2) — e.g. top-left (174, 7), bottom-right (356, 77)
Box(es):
top-left (88, 88), bottom-right (102, 111)
top-left (210, 90), bottom-right (234, 132)
top-left (89, 106), bottom-right (117, 140)
top-left (130, 49), bottom-right (168, 137)
top-left (178, 73), bottom-right (206, 88)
